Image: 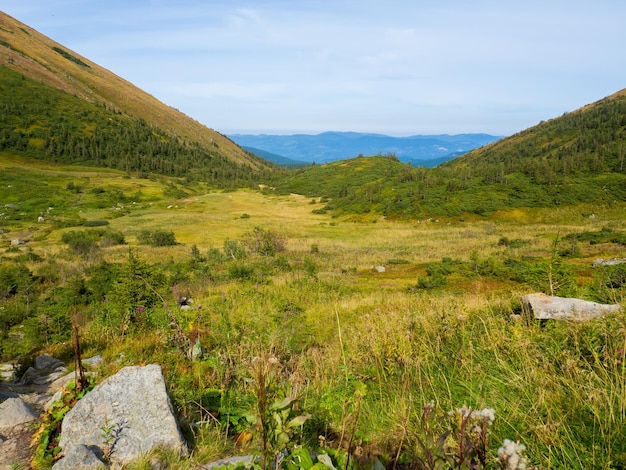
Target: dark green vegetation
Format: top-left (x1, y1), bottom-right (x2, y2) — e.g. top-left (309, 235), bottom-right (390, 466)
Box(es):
top-left (51, 46), bottom-right (90, 68)
top-left (0, 66), bottom-right (273, 187)
top-left (0, 11), bottom-right (274, 186)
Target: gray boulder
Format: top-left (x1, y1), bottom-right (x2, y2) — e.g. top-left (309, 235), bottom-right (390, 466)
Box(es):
top-left (18, 354), bottom-right (67, 386)
top-left (0, 397), bottom-right (39, 431)
top-left (522, 293), bottom-right (622, 321)
top-left (55, 364), bottom-right (186, 468)
top-left (52, 444), bottom-right (106, 470)
top-left (201, 455), bottom-right (257, 469)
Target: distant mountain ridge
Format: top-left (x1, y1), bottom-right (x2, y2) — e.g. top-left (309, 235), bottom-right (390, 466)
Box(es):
top-left (271, 89), bottom-right (626, 217)
top-left (229, 131), bottom-right (501, 166)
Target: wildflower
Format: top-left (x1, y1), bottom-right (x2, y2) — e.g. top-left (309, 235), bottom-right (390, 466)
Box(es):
top-left (454, 405), bottom-right (473, 420)
top-left (477, 407), bottom-right (495, 426)
top-left (497, 439), bottom-right (527, 470)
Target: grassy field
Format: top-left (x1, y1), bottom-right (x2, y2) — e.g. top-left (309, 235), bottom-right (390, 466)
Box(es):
top-left (1, 156), bottom-right (625, 469)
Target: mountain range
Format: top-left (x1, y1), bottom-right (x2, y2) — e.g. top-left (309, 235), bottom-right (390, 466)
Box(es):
top-left (0, 10), bottom-right (625, 218)
top-left (229, 132), bottom-right (501, 166)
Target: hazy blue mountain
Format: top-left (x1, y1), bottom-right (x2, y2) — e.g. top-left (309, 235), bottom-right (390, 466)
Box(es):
top-left (241, 146), bottom-right (308, 168)
top-left (229, 132), bottom-right (502, 165)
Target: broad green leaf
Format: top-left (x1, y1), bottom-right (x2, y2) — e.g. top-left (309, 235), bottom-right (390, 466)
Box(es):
top-left (316, 453), bottom-right (337, 470)
top-left (286, 414), bottom-right (312, 428)
top-left (270, 395), bottom-right (295, 411)
top-left (277, 431), bottom-right (290, 446)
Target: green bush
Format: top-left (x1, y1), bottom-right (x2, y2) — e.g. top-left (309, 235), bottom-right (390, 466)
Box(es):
top-left (137, 229), bottom-right (177, 247)
top-left (244, 227), bottom-right (286, 256)
top-left (83, 220), bottom-right (109, 227)
top-left (99, 230), bottom-right (125, 247)
top-left (223, 239), bottom-right (247, 260)
top-left (61, 230), bottom-right (100, 255)
top-left (152, 230), bottom-right (177, 247)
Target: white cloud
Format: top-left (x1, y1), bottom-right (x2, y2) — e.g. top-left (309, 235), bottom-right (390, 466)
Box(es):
top-left (3, 0), bottom-right (626, 135)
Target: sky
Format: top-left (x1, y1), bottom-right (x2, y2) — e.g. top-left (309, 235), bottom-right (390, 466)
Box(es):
top-left (3, 1), bottom-right (626, 137)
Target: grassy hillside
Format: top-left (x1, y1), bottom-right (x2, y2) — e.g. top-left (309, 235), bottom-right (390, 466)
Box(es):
top-left (1, 155), bottom-right (625, 469)
top-left (272, 91), bottom-right (626, 218)
top-left (446, 90), bottom-right (626, 179)
top-left (0, 12), bottom-right (274, 184)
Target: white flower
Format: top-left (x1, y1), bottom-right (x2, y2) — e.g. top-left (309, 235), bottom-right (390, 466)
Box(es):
top-left (498, 438), bottom-right (527, 470)
top-left (477, 407), bottom-right (495, 425)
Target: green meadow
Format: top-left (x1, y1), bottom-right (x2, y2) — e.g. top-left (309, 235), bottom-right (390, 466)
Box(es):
top-left (1, 156), bottom-right (625, 469)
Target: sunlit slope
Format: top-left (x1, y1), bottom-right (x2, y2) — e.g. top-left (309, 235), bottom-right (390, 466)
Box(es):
top-left (446, 89), bottom-right (626, 179)
top-left (272, 92), bottom-right (626, 217)
top-left (0, 11), bottom-right (272, 177)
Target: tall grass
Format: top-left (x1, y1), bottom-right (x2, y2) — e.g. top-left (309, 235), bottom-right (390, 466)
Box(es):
top-left (3, 157), bottom-right (626, 468)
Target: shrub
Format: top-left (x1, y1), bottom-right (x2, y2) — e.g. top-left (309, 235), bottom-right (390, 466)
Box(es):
top-left (228, 262), bottom-right (254, 281)
top-left (137, 229), bottom-right (176, 247)
top-left (83, 220), bottom-right (109, 227)
top-left (61, 230), bottom-right (100, 255)
top-left (99, 230), bottom-right (125, 247)
top-left (223, 239), bottom-right (247, 260)
top-left (244, 227), bottom-right (286, 256)
top-left (152, 230), bottom-right (177, 247)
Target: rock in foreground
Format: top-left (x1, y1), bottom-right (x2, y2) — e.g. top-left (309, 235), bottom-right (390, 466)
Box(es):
top-left (522, 293), bottom-right (622, 321)
top-left (54, 364), bottom-right (186, 468)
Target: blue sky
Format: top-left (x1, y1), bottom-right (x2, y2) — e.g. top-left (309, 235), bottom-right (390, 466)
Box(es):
top-left (3, 1), bottom-right (626, 136)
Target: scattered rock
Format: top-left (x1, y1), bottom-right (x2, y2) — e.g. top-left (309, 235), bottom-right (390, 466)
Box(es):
top-left (55, 364), bottom-right (186, 468)
top-left (0, 397), bottom-right (39, 431)
top-left (10, 239), bottom-right (23, 246)
top-left (374, 266), bottom-right (386, 273)
top-left (0, 355), bottom-right (108, 468)
top-left (201, 455), bottom-right (256, 470)
top-left (18, 354), bottom-right (67, 386)
top-left (522, 293), bottom-right (622, 321)
top-left (35, 355), bottom-right (63, 371)
top-left (592, 258), bottom-right (626, 267)
top-left (0, 363), bottom-right (16, 382)
top-left (83, 355), bottom-right (104, 368)
top-left (0, 424), bottom-right (34, 470)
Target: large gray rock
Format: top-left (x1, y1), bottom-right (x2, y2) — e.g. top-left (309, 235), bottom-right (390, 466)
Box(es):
top-left (0, 397), bottom-right (39, 431)
top-left (52, 444), bottom-right (106, 470)
top-left (522, 293), bottom-right (622, 321)
top-left (55, 364), bottom-right (186, 468)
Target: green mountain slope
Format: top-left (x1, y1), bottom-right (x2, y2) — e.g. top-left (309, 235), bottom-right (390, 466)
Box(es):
top-left (0, 12), bottom-right (274, 185)
top-left (445, 90), bottom-right (626, 179)
top-left (272, 92), bottom-right (626, 218)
